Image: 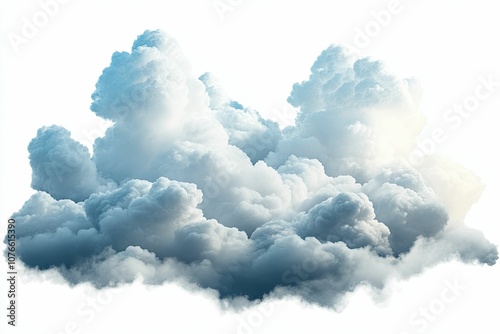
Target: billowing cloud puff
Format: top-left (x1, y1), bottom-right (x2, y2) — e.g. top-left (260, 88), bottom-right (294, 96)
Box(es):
top-left (267, 45), bottom-right (425, 182)
top-left (13, 191), bottom-right (107, 269)
top-left (7, 30), bottom-right (497, 308)
top-left (295, 192), bottom-right (392, 256)
top-left (28, 125), bottom-right (110, 202)
top-left (363, 168), bottom-right (448, 255)
top-left (199, 72), bottom-right (282, 163)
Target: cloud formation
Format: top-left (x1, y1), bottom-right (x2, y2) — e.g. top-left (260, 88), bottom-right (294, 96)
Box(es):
top-left (9, 30), bottom-right (497, 307)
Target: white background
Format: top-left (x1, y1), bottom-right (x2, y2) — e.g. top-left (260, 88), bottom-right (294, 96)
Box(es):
top-left (1, 0), bottom-right (499, 333)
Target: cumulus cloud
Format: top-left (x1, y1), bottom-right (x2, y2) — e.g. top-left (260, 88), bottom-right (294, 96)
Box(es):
top-left (13, 191), bottom-right (107, 269)
top-left (294, 192), bottom-right (392, 256)
top-left (199, 72), bottom-right (282, 163)
top-left (362, 167), bottom-right (449, 255)
top-left (28, 125), bottom-right (110, 202)
top-left (267, 45), bottom-right (425, 182)
top-left (7, 29), bottom-right (497, 307)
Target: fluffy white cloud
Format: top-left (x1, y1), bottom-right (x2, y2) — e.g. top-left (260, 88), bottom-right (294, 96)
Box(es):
top-left (267, 46), bottom-right (425, 182)
top-left (200, 72), bottom-right (282, 163)
top-left (9, 30), bottom-right (497, 308)
top-left (295, 192), bottom-right (392, 256)
top-left (28, 125), bottom-right (110, 202)
top-left (13, 191), bottom-right (107, 268)
top-left (363, 167), bottom-right (448, 255)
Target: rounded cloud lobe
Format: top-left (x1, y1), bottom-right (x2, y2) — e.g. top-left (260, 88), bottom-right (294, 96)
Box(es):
top-left (9, 30), bottom-right (497, 307)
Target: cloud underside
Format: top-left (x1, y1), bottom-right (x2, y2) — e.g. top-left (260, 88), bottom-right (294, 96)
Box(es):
top-left (10, 30), bottom-right (497, 307)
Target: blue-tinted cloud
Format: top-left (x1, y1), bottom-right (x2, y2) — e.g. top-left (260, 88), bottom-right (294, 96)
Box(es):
top-left (8, 30), bottom-right (497, 307)
top-left (28, 125), bottom-right (109, 202)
